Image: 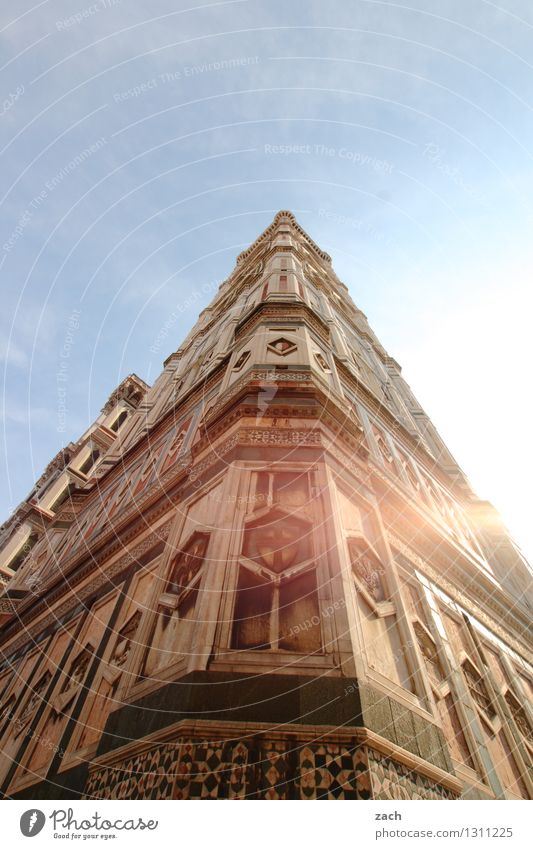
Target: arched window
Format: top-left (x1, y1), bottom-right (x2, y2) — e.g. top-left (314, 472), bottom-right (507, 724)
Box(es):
top-left (348, 537), bottom-right (414, 692)
top-left (49, 482), bottom-right (74, 514)
top-left (142, 533), bottom-right (210, 677)
top-left (232, 504), bottom-right (321, 654)
top-left (110, 409), bottom-right (128, 432)
top-left (79, 448), bottom-right (100, 475)
top-left (5, 531), bottom-right (38, 572)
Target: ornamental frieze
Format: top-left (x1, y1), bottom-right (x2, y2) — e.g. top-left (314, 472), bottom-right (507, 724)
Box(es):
top-left (204, 369), bottom-right (314, 424)
top-left (236, 305), bottom-right (330, 343)
top-left (247, 428), bottom-right (322, 446)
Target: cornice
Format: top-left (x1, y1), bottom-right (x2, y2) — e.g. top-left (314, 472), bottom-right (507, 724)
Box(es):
top-left (235, 210), bottom-right (331, 266)
top-left (200, 368), bottom-right (366, 461)
top-left (203, 367), bottom-right (313, 426)
top-left (235, 300), bottom-right (331, 344)
top-left (100, 373), bottom-right (149, 416)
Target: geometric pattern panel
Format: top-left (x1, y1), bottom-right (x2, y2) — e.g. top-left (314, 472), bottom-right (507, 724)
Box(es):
top-left (367, 750), bottom-right (458, 800)
top-left (256, 740), bottom-right (293, 799)
top-left (84, 735), bottom-right (374, 800)
top-left (174, 740), bottom-right (251, 800)
top-left (297, 743), bottom-right (371, 799)
top-left (84, 743), bottom-right (177, 800)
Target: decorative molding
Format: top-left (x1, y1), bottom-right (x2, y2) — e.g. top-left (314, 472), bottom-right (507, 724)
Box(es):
top-left (236, 303), bottom-right (330, 344)
top-left (235, 210), bottom-right (331, 266)
top-left (204, 369), bottom-right (313, 425)
top-left (100, 374), bottom-right (149, 416)
top-left (246, 428), bottom-right (321, 446)
top-left (251, 369), bottom-right (312, 382)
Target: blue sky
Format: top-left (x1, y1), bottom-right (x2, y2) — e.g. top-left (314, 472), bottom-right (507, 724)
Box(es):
top-left (1, 0), bottom-right (532, 560)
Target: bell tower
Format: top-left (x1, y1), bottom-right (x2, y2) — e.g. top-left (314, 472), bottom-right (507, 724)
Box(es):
top-left (0, 212), bottom-right (531, 801)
